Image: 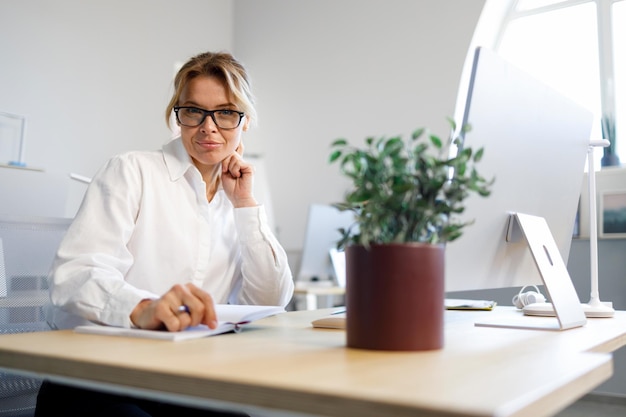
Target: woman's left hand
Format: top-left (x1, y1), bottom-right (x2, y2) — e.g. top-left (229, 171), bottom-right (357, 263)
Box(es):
top-left (221, 142), bottom-right (258, 208)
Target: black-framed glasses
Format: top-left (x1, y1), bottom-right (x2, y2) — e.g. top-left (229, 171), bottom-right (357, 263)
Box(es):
top-left (173, 106), bottom-right (245, 130)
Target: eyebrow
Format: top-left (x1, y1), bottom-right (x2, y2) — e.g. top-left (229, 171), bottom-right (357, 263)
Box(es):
top-left (179, 100), bottom-right (238, 110)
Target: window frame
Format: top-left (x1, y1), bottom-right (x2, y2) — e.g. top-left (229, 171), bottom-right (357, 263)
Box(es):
top-left (480, 0), bottom-right (622, 161)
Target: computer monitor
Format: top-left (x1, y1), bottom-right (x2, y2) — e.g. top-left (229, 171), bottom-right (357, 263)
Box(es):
top-left (444, 47), bottom-right (593, 295)
top-left (298, 204), bottom-right (355, 285)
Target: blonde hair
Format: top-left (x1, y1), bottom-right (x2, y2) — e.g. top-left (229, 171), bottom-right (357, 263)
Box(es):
top-left (165, 51), bottom-right (257, 129)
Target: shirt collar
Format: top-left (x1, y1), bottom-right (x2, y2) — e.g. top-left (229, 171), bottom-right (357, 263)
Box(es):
top-left (162, 137), bottom-right (194, 181)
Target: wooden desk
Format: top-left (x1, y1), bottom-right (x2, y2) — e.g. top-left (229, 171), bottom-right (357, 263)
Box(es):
top-left (0, 307), bottom-right (625, 417)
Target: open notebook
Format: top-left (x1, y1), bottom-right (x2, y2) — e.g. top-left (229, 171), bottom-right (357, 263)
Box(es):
top-left (311, 299), bottom-right (496, 329)
top-left (75, 304), bottom-right (285, 341)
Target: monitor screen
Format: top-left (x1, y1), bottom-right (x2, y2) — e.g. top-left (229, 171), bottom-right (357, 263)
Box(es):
top-left (444, 47), bottom-right (593, 292)
top-left (297, 204), bottom-right (355, 285)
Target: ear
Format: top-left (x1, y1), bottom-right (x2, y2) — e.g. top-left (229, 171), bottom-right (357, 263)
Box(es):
top-left (242, 116), bottom-right (250, 132)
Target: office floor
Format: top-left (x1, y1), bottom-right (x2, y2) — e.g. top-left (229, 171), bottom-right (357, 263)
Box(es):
top-left (256, 396), bottom-right (626, 417)
top-left (555, 394), bottom-right (626, 417)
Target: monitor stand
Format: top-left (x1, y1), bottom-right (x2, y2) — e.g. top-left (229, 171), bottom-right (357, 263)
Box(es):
top-left (523, 140), bottom-right (615, 319)
top-left (475, 212), bottom-right (587, 331)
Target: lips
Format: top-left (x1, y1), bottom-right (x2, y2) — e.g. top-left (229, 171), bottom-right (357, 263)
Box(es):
top-left (196, 140), bottom-right (222, 150)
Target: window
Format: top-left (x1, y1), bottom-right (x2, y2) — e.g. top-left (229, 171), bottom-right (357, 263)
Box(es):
top-left (614, 1), bottom-right (625, 162)
top-left (481, 0), bottom-right (624, 166)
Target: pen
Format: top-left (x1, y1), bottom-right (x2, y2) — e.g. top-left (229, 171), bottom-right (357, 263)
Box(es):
top-left (177, 305), bottom-right (190, 314)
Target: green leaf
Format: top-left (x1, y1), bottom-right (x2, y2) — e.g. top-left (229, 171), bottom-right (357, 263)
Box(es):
top-left (446, 117), bottom-right (457, 132)
top-left (329, 150), bottom-right (342, 163)
top-left (474, 147), bottom-right (485, 162)
top-left (429, 134), bottom-right (442, 149)
top-left (412, 128), bottom-right (426, 141)
top-left (331, 138), bottom-right (348, 147)
top-left (383, 137), bottom-right (404, 155)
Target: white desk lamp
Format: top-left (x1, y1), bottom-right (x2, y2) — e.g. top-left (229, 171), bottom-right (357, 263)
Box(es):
top-left (522, 139), bottom-right (615, 318)
top-left (581, 139), bottom-right (615, 317)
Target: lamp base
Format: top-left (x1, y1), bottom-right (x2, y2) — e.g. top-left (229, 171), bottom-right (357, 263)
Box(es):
top-left (581, 300), bottom-right (615, 318)
top-left (523, 301), bottom-right (615, 318)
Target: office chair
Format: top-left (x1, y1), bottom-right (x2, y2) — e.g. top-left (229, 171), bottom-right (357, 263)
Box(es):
top-left (0, 215), bottom-right (72, 417)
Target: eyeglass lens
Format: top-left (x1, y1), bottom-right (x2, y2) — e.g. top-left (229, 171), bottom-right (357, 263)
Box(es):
top-left (175, 107), bottom-right (243, 129)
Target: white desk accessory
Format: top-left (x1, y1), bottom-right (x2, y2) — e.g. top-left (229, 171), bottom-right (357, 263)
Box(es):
top-left (69, 173), bottom-right (92, 184)
top-left (523, 139), bottom-right (615, 318)
top-left (329, 248), bottom-right (346, 288)
top-left (476, 212), bottom-right (587, 330)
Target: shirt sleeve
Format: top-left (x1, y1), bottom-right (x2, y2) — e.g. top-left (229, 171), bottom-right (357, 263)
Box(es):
top-left (49, 155), bottom-right (157, 328)
top-left (232, 205), bottom-right (294, 307)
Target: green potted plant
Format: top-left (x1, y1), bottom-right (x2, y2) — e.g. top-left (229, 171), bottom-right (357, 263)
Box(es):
top-left (329, 120), bottom-right (492, 351)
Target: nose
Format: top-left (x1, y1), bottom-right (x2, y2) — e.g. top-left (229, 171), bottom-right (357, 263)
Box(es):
top-left (200, 113), bottom-right (218, 132)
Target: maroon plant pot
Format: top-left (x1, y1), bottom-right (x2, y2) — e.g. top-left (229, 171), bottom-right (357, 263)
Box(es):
top-left (345, 243), bottom-right (445, 351)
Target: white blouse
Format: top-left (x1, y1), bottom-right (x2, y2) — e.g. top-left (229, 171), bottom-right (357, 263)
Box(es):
top-left (46, 138), bottom-right (294, 329)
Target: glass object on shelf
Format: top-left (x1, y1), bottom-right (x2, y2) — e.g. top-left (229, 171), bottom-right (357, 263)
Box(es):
top-left (0, 112), bottom-right (27, 167)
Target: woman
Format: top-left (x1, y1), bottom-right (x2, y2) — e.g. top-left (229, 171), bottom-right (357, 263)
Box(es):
top-left (36, 51), bottom-right (293, 416)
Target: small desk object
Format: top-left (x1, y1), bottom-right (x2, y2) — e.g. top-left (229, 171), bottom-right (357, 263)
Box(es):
top-left (293, 281), bottom-right (345, 310)
top-left (0, 307), bottom-right (624, 417)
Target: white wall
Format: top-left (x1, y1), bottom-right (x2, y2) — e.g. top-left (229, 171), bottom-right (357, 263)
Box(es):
top-left (1, 0), bottom-right (486, 255)
top-left (233, 0), bottom-right (486, 252)
top-left (0, 0), bottom-right (233, 197)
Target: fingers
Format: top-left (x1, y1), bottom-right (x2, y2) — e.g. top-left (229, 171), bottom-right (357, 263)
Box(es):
top-left (221, 153), bottom-right (240, 177)
top-left (221, 151), bottom-right (254, 179)
top-left (148, 284), bottom-right (218, 332)
top-left (222, 139), bottom-right (246, 178)
top-left (160, 300), bottom-right (192, 331)
top-left (220, 145), bottom-right (258, 208)
top-left (186, 284), bottom-right (218, 328)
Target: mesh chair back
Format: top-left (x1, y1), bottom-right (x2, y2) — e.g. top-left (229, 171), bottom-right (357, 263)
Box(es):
top-left (0, 215), bottom-right (72, 417)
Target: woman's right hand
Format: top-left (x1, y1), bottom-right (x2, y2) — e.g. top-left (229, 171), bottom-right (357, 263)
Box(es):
top-left (130, 283), bottom-right (218, 331)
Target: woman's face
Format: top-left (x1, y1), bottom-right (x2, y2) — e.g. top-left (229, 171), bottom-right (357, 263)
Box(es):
top-left (177, 76), bottom-right (248, 172)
